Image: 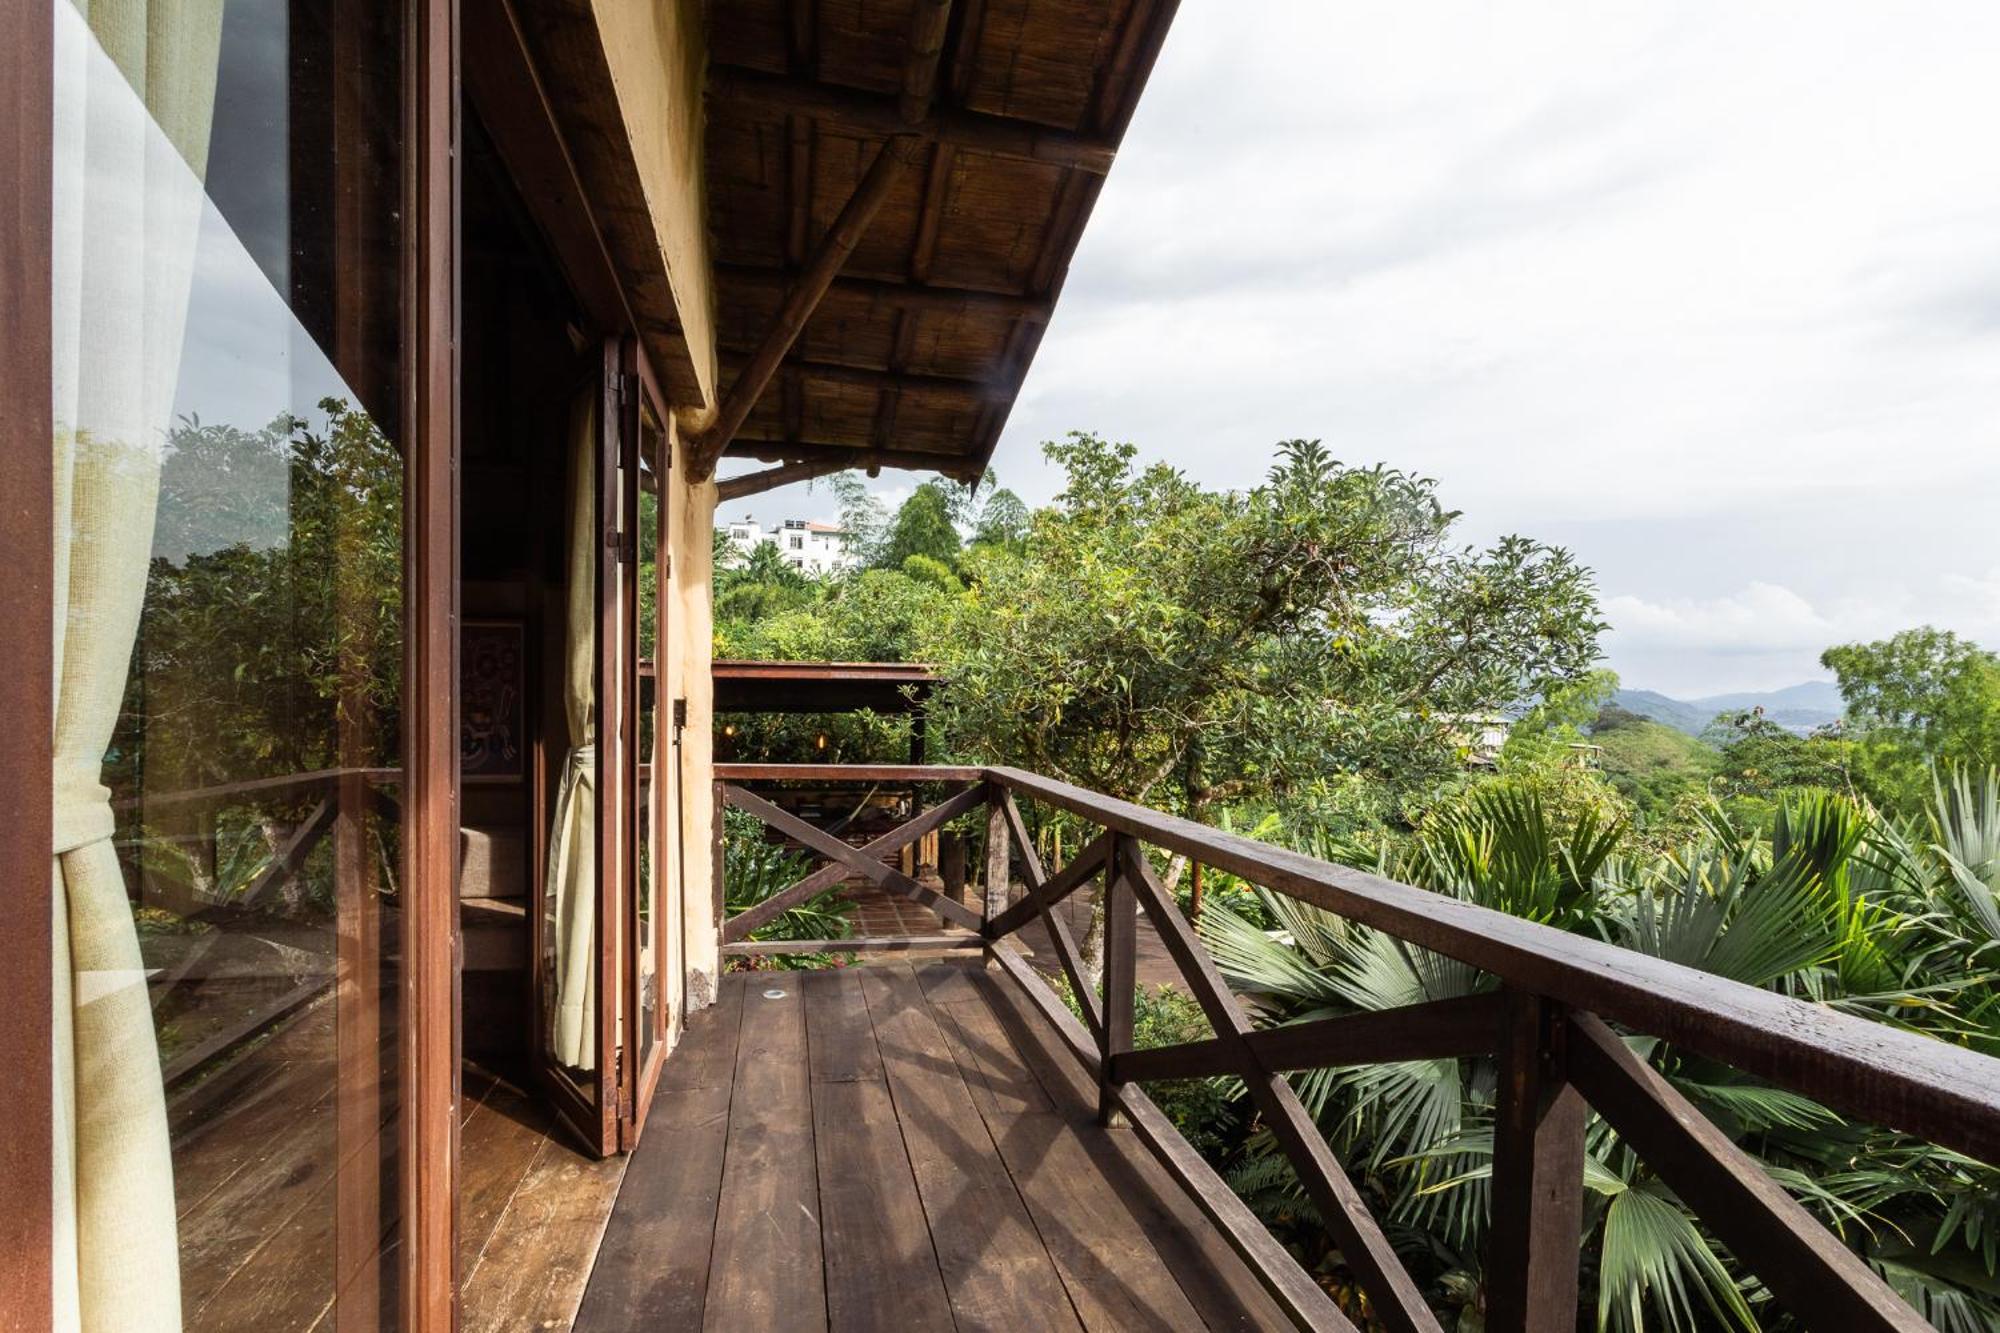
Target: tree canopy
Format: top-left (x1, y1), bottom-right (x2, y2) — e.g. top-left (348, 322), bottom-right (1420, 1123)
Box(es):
top-left (935, 433), bottom-right (1605, 823)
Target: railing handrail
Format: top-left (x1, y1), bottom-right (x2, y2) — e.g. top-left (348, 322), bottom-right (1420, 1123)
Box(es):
top-left (715, 762), bottom-right (982, 782)
top-left (111, 765), bottom-right (401, 813)
top-left (983, 764), bottom-right (2000, 1168)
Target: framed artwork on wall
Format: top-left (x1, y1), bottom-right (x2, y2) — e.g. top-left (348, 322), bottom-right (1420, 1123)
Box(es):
top-left (462, 619), bottom-right (526, 782)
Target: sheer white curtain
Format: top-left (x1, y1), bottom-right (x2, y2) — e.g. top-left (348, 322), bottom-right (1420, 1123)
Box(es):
top-left (547, 390), bottom-right (599, 1070)
top-left (51, 0), bottom-right (223, 1328)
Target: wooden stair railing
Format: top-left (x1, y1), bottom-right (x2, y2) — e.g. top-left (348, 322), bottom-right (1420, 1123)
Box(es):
top-left (713, 763), bottom-right (2000, 1333)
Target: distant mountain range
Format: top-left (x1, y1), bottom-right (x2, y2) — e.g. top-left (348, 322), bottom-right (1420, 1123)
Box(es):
top-left (1610, 681), bottom-right (1844, 737)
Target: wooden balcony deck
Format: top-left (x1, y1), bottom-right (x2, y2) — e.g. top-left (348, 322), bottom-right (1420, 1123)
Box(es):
top-left (574, 960), bottom-right (1292, 1331)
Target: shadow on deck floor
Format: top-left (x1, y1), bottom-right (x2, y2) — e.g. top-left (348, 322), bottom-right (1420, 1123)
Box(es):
top-left (575, 961), bottom-right (1292, 1331)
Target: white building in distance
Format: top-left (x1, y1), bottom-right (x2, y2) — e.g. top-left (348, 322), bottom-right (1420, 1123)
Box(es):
top-left (718, 516), bottom-right (853, 578)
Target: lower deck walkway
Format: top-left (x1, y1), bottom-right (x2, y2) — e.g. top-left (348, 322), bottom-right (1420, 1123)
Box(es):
top-left (575, 961), bottom-right (1291, 1331)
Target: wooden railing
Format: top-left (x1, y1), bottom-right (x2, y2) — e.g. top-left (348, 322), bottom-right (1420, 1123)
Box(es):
top-left (714, 763), bottom-right (2000, 1333)
top-left (117, 767), bottom-right (400, 1089)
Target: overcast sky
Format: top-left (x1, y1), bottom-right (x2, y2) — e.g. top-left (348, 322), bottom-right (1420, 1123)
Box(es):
top-left (725, 2), bottom-right (2000, 699)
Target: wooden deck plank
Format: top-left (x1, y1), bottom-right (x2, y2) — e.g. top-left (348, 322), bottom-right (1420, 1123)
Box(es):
top-left (813, 1079), bottom-right (957, 1331)
top-left (457, 1077), bottom-right (560, 1291)
top-left (575, 975), bottom-right (750, 1331)
top-left (929, 969), bottom-right (1206, 1332)
top-left (457, 1133), bottom-right (628, 1333)
top-left (858, 964), bottom-right (1083, 1333)
top-left (802, 967), bottom-right (954, 1329)
top-left (803, 969), bottom-right (884, 1084)
top-left (573, 1082), bottom-right (735, 1329)
top-left (978, 966), bottom-right (1302, 1331)
top-left (704, 976), bottom-right (826, 1331)
top-left (660, 968), bottom-right (750, 1092)
top-left (922, 965), bottom-right (1054, 1119)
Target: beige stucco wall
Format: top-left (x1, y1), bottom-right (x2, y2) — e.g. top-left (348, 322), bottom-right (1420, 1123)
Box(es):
top-left (662, 416), bottom-right (720, 1027)
top-left (588, 0), bottom-right (718, 410)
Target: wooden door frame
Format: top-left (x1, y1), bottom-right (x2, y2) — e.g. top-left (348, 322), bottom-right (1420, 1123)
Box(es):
top-left (621, 365), bottom-right (672, 1149)
top-left (0, 0), bottom-right (461, 1325)
top-left (404, 0), bottom-right (462, 1320)
top-left (0, 0), bottom-right (55, 1324)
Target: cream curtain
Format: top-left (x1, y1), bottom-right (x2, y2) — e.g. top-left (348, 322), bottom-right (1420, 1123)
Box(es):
top-left (50, 0), bottom-right (224, 1328)
top-left (547, 390), bottom-right (599, 1070)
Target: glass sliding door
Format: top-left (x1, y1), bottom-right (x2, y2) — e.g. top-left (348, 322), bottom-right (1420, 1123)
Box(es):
top-left (532, 336), bottom-right (670, 1154)
top-left (47, 0), bottom-right (419, 1325)
top-left (535, 342), bottom-right (621, 1153)
top-left (625, 393), bottom-right (671, 1144)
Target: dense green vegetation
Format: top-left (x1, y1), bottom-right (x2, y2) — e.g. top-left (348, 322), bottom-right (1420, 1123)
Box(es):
top-left (714, 433), bottom-right (2000, 1327)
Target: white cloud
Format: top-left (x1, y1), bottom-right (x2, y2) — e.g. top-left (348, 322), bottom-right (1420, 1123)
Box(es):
top-left (1602, 573), bottom-right (2000, 695)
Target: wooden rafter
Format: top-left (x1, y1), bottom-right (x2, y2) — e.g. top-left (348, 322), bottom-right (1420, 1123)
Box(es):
top-left (690, 133), bottom-right (927, 478)
top-left (719, 351), bottom-right (1001, 402)
top-left (900, 0), bottom-right (955, 124)
top-left (710, 66), bottom-right (1117, 174)
top-left (719, 263), bottom-right (1052, 322)
top-left (909, 143), bottom-right (953, 283)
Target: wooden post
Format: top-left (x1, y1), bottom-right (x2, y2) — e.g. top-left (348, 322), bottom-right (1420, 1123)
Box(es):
top-left (983, 790), bottom-right (1011, 923)
top-left (1188, 861), bottom-right (1204, 925)
top-left (1487, 991), bottom-right (1586, 1333)
top-left (1098, 842), bottom-right (1136, 1127)
top-left (712, 779), bottom-right (728, 926)
top-left (940, 831), bottom-right (965, 905)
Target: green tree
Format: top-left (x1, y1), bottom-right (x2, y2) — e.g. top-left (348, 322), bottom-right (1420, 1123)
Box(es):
top-left (969, 486), bottom-right (1030, 552)
top-left (713, 539), bottom-right (814, 635)
top-left (875, 480), bottom-right (962, 571)
top-left (1823, 628), bottom-right (2000, 809)
top-left (936, 433), bottom-right (1605, 826)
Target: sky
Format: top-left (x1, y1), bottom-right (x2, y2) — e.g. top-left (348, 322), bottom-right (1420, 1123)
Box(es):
top-left (719, 2), bottom-right (2000, 698)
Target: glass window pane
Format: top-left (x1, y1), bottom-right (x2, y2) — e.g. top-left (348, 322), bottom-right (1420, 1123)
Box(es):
top-left (52, 0), bottom-right (405, 1325)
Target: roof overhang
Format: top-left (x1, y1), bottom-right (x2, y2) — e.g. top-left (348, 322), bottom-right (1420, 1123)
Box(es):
top-left (694, 0), bottom-right (1180, 487)
top-left (713, 659), bottom-right (939, 714)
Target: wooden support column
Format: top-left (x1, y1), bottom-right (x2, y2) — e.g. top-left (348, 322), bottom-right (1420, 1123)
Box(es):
top-left (940, 831), bottom-right (965, 903)
top-left (983, 790), bottom-right (1011, 918)
top-left (690, 134), bottom-right (927, 477)
top-left (1487, 991), bottom-right (1586, 1333)
top-left (982, 786), bottom-right (1010, 974)
top-left (1098, 841), bottom-right (1136, 1127)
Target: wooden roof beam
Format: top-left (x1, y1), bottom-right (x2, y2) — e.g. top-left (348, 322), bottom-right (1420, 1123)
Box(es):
top-left (689, 133), bottom-right (927, 479)
top-left (716, 455), bottom-right (853, 502)
top-left (901, 0), bottom-right (954, 123)
top-left (720, 352), bottom-right (1005, 400)
top-left (718, 263), bottom-right (1051, 323)
top-left (722, 438), bottom-right (983, 482)
top-left (710, 65), bottom-right (1117, 174)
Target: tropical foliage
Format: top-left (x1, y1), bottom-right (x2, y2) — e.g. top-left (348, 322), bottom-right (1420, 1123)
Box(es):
top-left (1192, 778), bottom-right (2000, 1329)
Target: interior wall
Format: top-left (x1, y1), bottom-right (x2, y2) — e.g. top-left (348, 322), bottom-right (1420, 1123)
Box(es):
top-left (663, 415), bottom-right (720, 1019)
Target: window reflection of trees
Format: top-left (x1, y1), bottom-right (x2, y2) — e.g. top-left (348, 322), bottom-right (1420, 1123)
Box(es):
top-left (112, 397), bottom-right (403, 1073)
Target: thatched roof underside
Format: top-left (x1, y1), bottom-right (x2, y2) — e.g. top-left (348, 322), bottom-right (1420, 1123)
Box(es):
top-left (705, 0), bottom-right (1177, 481)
